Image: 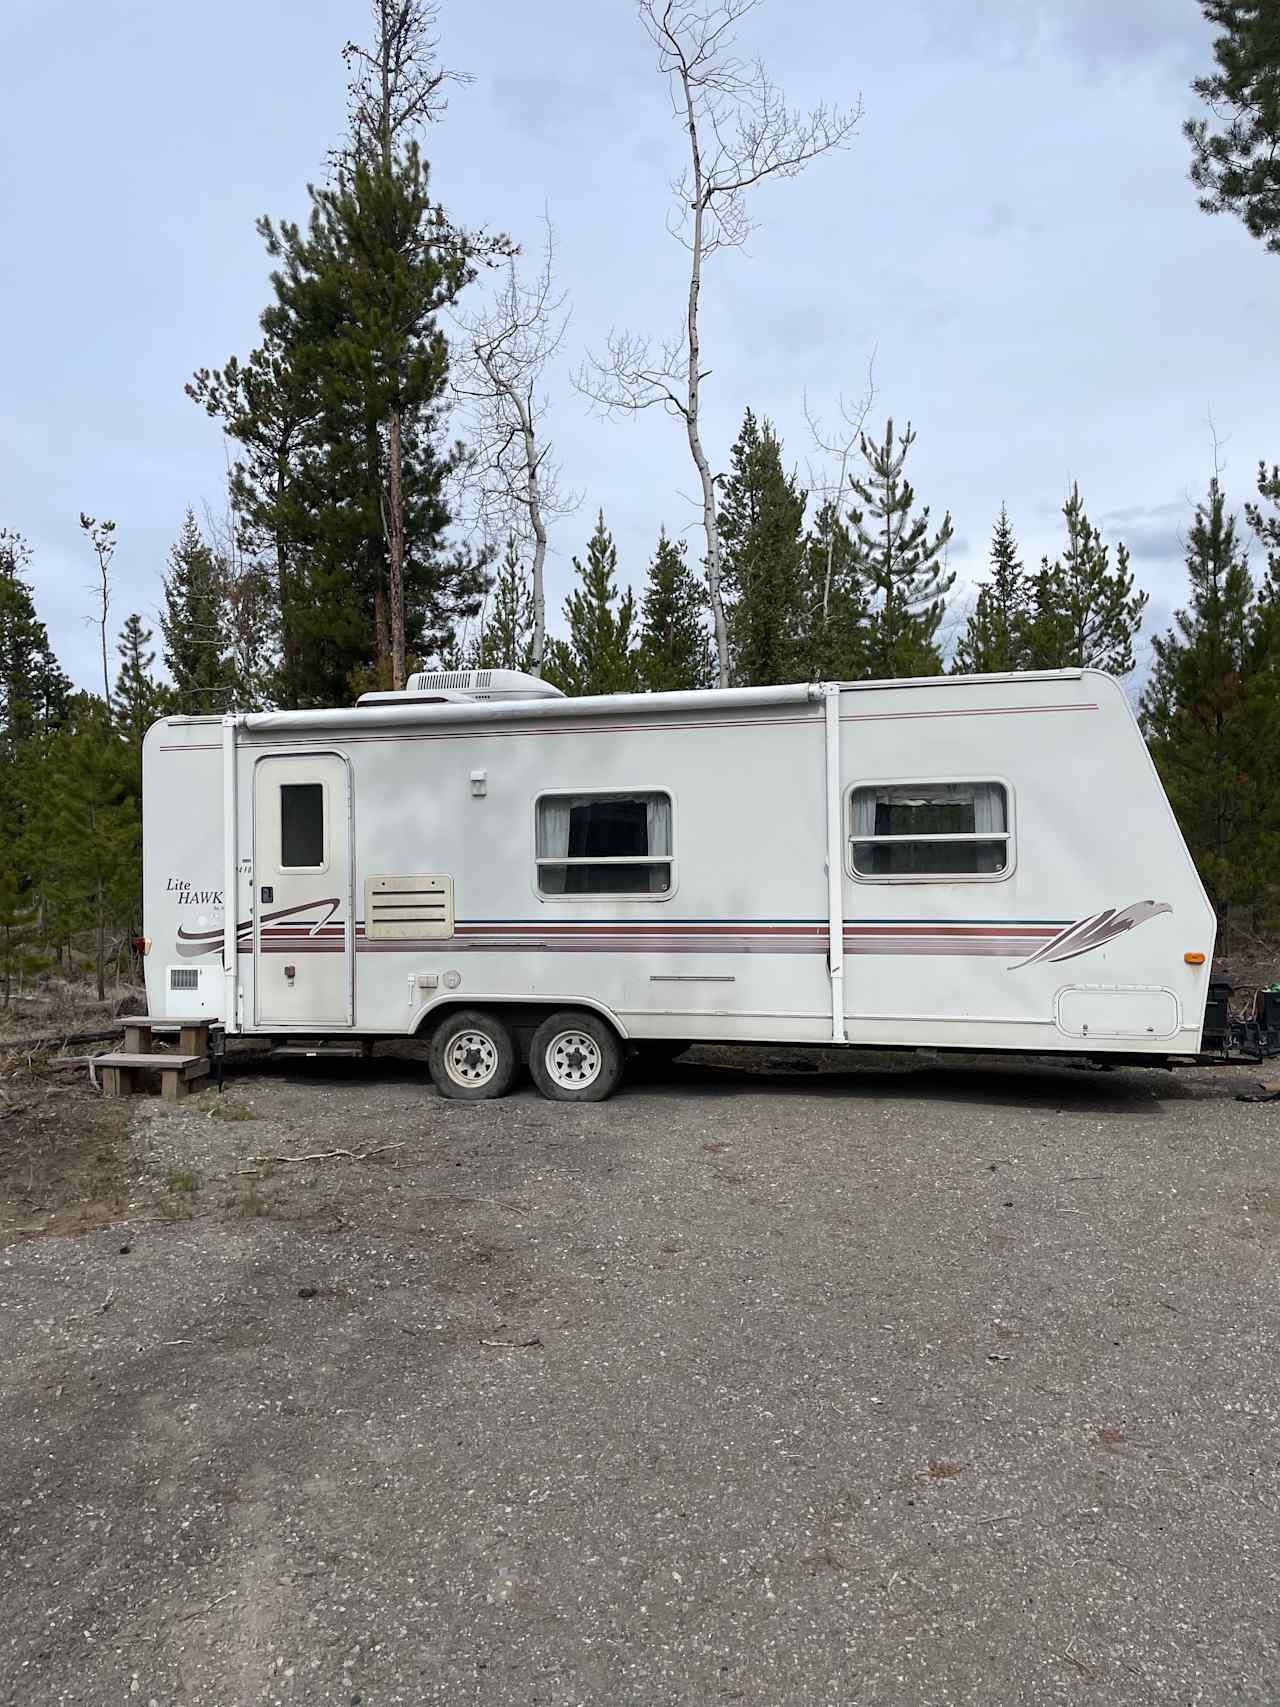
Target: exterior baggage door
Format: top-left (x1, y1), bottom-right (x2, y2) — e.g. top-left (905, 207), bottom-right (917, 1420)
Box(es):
top-left (253, 753), bottom-right (354, 1027)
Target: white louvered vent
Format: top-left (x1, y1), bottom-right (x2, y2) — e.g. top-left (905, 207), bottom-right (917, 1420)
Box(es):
top-left (170, 967), bottom-right (200, 991)
top-left (410, 669), bottom-right (493, 691)
top-left (364, 874), bottom-right (455, 941)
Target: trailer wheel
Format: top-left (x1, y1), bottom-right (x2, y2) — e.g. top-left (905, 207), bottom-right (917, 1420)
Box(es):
top-left (529, 1010), bottom-right (624, 1103)
top-left (428, 1009), bottom-right (517, 1101)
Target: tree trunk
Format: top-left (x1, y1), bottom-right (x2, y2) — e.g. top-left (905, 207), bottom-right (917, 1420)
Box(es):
top-left (274, 457), bottom-right (295, 694)
top-left (680, 74), bottom-right (729, 689)
top-left (95, 874), bottom-right (106, 1003)
top-left (99, 566), bottom-right (111, 709)
top-left (374, 583), bottom-right (391, 683)
top-left (387, 406), bottom-right (407, 691)
top-left (518, 393), bottom-right (548, 671)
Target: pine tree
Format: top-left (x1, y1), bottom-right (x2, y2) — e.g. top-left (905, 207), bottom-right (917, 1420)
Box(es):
top-left (797, 500), bottom-right (870, 681)
top-left (1186, 1), bottom-right (1280, 255)
top-left (114, 615), bottom-right (169, 749)
top-left (953, 506), bottom-right (1032, 674)
top-left (0, 531), bottom-right (69, 912)
top-left (542, 512), bottom-right (637, 697)
top-left (850, 419), bottom-right (955, 679)
top-left (1140, 482), bottom-right (1256, 913)
top-left (0, 529), bottom-right (69, 750)
top-left (1244, 459), bottom-right (1280, 902)
top-left (161, 512), bottom-right (234, 714)
top-left (635, 530), bottom-right (715, 693)
top-left (719, 410), bottom-right (808, 686)
top-left (1023, 484), bottom-right (1147, 673)
top-left (472, 536), bottom-right (534, 672)
top-left (34, 696), bottom-right (139, 1000)
top-left (195, 143), bottom-right (491, 706)
top-left (0, 868), bottom-right (47, 1007)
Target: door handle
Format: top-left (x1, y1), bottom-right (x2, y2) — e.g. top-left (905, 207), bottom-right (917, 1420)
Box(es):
top-left (261, 886), bottom-right (274, 904)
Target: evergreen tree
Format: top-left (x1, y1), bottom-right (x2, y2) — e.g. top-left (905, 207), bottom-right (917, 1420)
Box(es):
top-left (114, 614), bottom-right (169, 750)
top-left (0, 868), bottom-right (47, 1008)
top-left (33, 696), bottom-right (138, 1000)
top-left (635, 530), bottom-right (715, 692)
top-left (542, 512), bottom-right (637, 696)
top-left (0, 532), bottom-right (69, 913)
top-left (953, 505), bottom-right (1032, 674)
top-left (1186, 1), bottom-right (1280, 255)
top-left (1140, 481), bottom-right (1268, 921)
top-left (1244, 459), bottom-right (1280, 894)
top-left (1023, 484), bottom-right (1147, 673)
top-left (0, 529), bottom-right (69, 749)
top-left (719, 410), bottom-right (808, 686)
top-left (161, 512), bottom-right (234, 715)
top-left (473, 536), bottom-right (535, 672)
top-left (193, 144), bottom-right (491, 705)
top-left (850, 419), bottom-right (955, 678)
top-left (798, 501), bottom-right (869, 679)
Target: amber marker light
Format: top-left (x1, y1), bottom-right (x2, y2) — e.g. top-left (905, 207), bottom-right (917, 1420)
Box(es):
top-left (1184, 952), bottom-right (1206, 965)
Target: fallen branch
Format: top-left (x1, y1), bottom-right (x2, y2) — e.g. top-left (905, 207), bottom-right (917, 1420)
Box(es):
top-left (479, 1335), bottom-right (543, 1349)
top-left (238, 1142), bottom-right (407, 1169)
top-left (0, 1025), bottom-right (123, 1054)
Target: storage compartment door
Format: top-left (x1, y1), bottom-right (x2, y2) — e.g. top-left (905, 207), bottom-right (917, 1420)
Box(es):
top-left (1054, 985), bottom-right (1180, 1042)
top-left (253, 754), bottom-right (353, 1027)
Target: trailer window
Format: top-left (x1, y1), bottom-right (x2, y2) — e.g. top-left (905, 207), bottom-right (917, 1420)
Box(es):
top-left (849, 782), bottom-right (1009, 878)
top-left (537, 792), bottom-right (673, 895)
top-left (280, 782), bottom-right (325, 869)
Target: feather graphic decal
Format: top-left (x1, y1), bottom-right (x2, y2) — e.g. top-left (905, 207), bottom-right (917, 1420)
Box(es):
top-left (1008, 900), bottom-right (1172, 970)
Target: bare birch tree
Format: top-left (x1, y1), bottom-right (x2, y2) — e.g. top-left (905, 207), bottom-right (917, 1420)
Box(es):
top-left (453, 222), bottom-right (575, 671)
top-left (79, 513), bottom-right (117, 709)
top-left (803, 355), bottom-right (876, 626)
top-left (578, 0), bottom-right (861, 687)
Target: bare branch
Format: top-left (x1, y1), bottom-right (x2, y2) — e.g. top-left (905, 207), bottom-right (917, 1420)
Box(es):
top-left (803, 350), bottom-right (877, 623)
top-left (342, 0), bottom-right (472, 167)
top-left (578, 0), bottom-right (862, 684)
top-left (452, 218), bottom-right (577, 667)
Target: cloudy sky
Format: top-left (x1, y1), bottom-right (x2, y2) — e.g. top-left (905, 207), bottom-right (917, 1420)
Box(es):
top-left (1, 0), bottom-right (1272, 691)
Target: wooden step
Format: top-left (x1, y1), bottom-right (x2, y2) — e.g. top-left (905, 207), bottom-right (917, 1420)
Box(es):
top-left (97, 1053), bottom-right (206, 1070)
top-left (97, 1053), bottom-right (211, 1102)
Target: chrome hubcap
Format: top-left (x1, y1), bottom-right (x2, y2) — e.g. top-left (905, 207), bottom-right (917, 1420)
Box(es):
top-left (546, 1029), bottom-right (602, 1090)
top-left (445, 1030), bottom-right (498, 1088)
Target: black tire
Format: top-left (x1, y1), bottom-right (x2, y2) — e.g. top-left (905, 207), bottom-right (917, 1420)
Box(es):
top-left (428, 1009), bottom-right (518, 1101)
top-left (529, 1010), bottom-right (625, 1103)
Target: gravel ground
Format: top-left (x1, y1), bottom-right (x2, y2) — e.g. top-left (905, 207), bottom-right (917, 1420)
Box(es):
top-left (3, 1046), bottom-right (1280, 1706)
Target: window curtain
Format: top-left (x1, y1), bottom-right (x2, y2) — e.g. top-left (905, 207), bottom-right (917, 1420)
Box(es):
top-left (645, 795), bottom-right (672, 857)
top-left (970, 784), bottom-right (1006, 834)
top-left (536, 798), bottom-right (573, 859)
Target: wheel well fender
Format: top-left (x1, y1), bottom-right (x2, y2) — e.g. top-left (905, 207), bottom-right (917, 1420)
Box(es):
top-left (410, 995), bottom-right (630, 1046)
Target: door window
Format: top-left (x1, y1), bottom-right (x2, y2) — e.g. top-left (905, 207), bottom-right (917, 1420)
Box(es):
top-left (280, 782), bottom-right (325, 869)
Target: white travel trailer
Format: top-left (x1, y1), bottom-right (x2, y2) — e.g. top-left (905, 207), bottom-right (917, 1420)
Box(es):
top-left (142, 667), bottom-right (1219, 1100)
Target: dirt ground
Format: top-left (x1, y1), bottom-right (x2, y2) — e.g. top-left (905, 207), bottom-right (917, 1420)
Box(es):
top-left (3, 1044), bottom-right (1280, 1706)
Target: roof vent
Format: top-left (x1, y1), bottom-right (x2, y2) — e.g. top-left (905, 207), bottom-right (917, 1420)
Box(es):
top-left (356, 668), bottom-right (565, 707)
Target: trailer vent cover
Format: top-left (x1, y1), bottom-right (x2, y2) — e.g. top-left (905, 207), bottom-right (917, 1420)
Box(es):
top-left (364, 874), bottom-right (455, 941)
top-left (412, 670), bottom-right (493, 691)
top-left (169, 967), bottom-right (200, 991)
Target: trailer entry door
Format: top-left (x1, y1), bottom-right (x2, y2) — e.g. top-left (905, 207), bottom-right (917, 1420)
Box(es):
top-left (252, 753), bottom-right (354, 1028)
